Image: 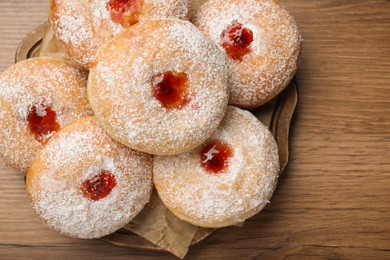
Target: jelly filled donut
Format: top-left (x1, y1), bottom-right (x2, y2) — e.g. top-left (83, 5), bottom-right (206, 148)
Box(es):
top-left (88, 19), bottom-right (228, 155)
top-left (193, 0), bottom-right (301, 109)
top-left (0, 57), bottom-right (92, 174)
top-left (153, 106), bottom-right (280, 228)
top-left (26, 116), bottom-right (153, 239)
top-left (50, 0), bottom-right (191, 68)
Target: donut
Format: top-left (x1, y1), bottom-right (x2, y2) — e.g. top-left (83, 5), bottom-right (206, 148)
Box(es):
top-left (0, 57), bottom-right (93, 174)
top-left (192, 0), bottom-right (301, 109)
top-left (88, 19), bottom-right (229, 155)
top-left (153, 106), bottom-right (280, 228)
top-left (50, 0), bottom-right (192, 68)
top-left (26, 116), bottom-right (153, 239)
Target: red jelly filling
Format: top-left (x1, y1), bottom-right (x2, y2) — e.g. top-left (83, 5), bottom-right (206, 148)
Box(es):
top-left (200, 140), bottom-right (233, 174)
top-left (107, 0), bottom-right (143, 28)
top-left (27, 104), bottom-right (60, 143)
top-left (220, 21), bottom-right (254, 61)
top-left (81, 171), bottom-right (117, 201)
top-left (151, 71), bottom-right (190, 109)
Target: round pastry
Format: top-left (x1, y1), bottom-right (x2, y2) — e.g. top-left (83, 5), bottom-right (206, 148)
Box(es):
top-left (26, 116), bottom-right (153, 239)
top-left (50, 0), bottom-right (192, 68)
top-left (88, 19), bottom-right (229, 155)
top-left (192, 0), bottom-right (301, 109)
top-left (153, 106), bottom-right (280, 228)
top-left (0, 57), bottom-right (92, 174)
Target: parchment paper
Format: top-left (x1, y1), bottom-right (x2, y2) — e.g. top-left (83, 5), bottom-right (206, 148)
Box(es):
top-left (38, 21), bottom-right (69, 60)
top-left (127, 191), bottom-right (199, 258)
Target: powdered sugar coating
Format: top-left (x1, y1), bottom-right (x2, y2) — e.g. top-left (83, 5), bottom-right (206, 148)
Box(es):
top-left (0, 57), bottom-right (93, 174)
top-left (50, 0), bottom-right (191, 68)
top-left (26, 117), bottom-right (153, 239)
top-left (88, 19), bottom-right (229, 155)
top-left (153, 106), bottom-right (280, 228)
top-left (192, 0), bottom-right (301, 109)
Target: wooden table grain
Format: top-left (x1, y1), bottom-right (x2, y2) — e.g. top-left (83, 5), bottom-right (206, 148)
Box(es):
top-left (1, 0), bottom-right (389, 259)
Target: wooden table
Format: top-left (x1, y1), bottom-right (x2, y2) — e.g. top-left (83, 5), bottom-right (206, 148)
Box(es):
top-left (1, 0), bottom-right (389, 259)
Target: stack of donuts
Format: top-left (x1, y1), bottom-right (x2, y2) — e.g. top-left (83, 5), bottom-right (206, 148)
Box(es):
top-left (0, 0), bottom-right (301, 239)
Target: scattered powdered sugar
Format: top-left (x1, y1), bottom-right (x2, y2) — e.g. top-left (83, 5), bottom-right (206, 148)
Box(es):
top-left (202, 145), bottom-right (219, 163)
top-left (50, 0), bottom-right (191, 68)
top-left (27, 117), bottom-right (153, 239)
top-left (153, 106), bottom-right (280, 227)
top-left (89, 0), bottom-right (124, 36)
top-left (88, 19), bottom-right (229, 155)
top-left (35, 104), bottom-right (47, 117)
top-left (82, 156), bottom-right (116, 180)
top-left (56, 11), bottom-right (92, 46)
top-left (192, 0), bottom-right (302, 108)
top-left (144, 0), bottom-right (191, 20)
top-left (0, 57), bottom-right (92, 173)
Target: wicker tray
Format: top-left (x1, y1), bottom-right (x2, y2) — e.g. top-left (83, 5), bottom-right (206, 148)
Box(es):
top-left (15, 21), bottom-right (298, 251)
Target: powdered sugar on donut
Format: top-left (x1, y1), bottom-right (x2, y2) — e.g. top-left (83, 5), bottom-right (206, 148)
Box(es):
top-left (27, 117), bottom-right (153, 239)
top-left (153, 106), bottom-right (280, 227)
top-left (82, 156), bottom-right (116, 180)
top-left (202, 145), bottom-right (220, 163)
top-left (50, 0), bottom-right (191, 68)
top-left (35, 104), bottom-right (48, 117)
top-left (88, 20), bottom-right (229, 155)
top-left (192, 0), bottom-right (301, 108)
top-left (144, 0), bottom-right (191, 19)
top-left (0, 58), bottom-right (92, 173)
